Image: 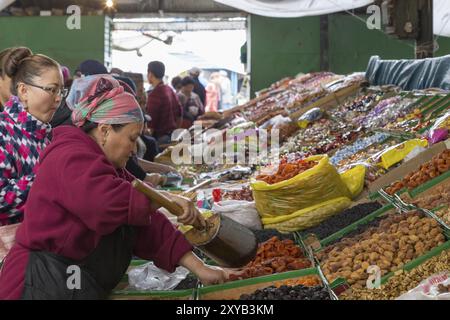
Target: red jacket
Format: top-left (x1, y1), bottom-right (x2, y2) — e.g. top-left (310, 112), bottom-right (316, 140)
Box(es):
top-left (146, 83), bottom-right (183, 138)
top-left (0, 125), bottom-right (192, 299)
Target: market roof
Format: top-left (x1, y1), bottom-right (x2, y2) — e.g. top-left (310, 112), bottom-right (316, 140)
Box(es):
top-left (2, 0), bottom-right (238, 14)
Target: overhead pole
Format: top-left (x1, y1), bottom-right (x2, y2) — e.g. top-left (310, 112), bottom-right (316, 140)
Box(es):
top-left (416, 0), bottom-right (434, 59)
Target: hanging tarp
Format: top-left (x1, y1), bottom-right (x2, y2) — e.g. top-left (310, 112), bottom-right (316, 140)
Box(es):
top-left (365, 54), bottom-right (450, 90)
top-left (214, 0), bottom-right (373, 18)
top-left (434, 0), bottom-right (450, 37)
top-left (215, 0), bottom-right (450, 37)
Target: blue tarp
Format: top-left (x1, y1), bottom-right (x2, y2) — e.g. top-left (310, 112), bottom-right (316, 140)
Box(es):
top-left (365, 55), bottom-right (450, 91)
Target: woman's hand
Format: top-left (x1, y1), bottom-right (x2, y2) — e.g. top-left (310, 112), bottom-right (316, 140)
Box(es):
top-left (179, 252), bottom-right (230, 286)
top-left (144, 173), bottom-right (166, 186)
top-left (167, 193), bottom-right (203, 227)
top-left (195, 264), bottom-right (229, 286)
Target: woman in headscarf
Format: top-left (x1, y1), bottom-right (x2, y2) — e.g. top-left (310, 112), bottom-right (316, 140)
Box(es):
top-left (63, 74), bottom-right (168, 186)
top-left (0, 75), bottom-right (229, 300)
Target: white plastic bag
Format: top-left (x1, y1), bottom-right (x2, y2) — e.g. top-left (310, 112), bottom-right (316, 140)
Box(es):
top-left (128, 262), bottom-right (190, 291)
top-left (397, 272), bottom-right (450, 300)
top-left (212, 200), bottom-right (263, 230)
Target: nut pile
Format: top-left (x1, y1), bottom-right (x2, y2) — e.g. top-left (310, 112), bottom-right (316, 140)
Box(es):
top-left (435, 208), bottom-right (450, 226)
top-left (240, 285), bottom-right (331, 300)
top-left (299, 202), bottom-right (382, 240)
top-left (385, 150), bottom-right (450, 195)
top-left (341, 250), bottom-right (450, 300)
top-left (228, 237), bottom-right (311, 281)
top-left (318, 212), bottom-right (446, 289)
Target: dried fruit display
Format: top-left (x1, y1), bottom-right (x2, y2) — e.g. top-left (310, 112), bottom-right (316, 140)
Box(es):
top-left (256, 159), bottom-right (318, 185)
top-left (273, 276), bottom-right (322, 288)
top-left (341, 250), bottom-right (450, 300)
top-left (318, 212), bottom-right (446, 289)
top-left (299, 202), bottom-right (382, 240)
top-left (239, 285), bottom-right (331, 300)
top-left (385, 149), bottom-right (450, 195)
top-left (222, 186), bottom-right (254, 202)
top-left (228, 237), bottom-right (311, 281)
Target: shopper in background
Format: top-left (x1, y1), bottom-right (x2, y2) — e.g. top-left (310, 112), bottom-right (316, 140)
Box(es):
top-left (75, 59), bottom-right (108, 77)
top-left (0, 75), bottom-right (230, 300)
top-left (171, 76), bottom-right (182, 93)
top-left (177, 76), bottom-right (204, 128)
top-left (0, 48), bottom-right (13, 110)
top-left (219, 70), bottom-right (233, 110)
top-left (0, 47), bottom-right (64, 225)
top-left (189, 67), bottom-right (206, 105)
top-left (146, 61), bottom-right (183, 145)
top-left (205, 72), bottom-right (221, 113)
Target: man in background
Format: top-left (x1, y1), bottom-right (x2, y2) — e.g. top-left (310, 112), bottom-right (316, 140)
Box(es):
top-left (146, 61), bottom-right (183, 145)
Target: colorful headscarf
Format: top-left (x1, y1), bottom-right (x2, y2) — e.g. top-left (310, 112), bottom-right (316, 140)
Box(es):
top-left (70, 75), bottom-right (144, 127)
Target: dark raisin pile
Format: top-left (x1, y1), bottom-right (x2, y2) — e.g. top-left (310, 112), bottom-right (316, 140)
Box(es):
top-left (239, 285), bottom-right (331, 300)
top-left (299, 202), bottom-right (382, 240)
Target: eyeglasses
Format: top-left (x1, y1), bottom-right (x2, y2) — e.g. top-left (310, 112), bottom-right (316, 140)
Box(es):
top-left (21, 81), bottom-right (68, 98)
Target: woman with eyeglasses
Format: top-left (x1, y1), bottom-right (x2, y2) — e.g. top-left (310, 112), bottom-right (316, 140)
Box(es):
top-left (0, 47), bottom-right (65, 226)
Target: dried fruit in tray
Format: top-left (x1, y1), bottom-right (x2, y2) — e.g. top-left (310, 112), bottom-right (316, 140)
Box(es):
top-left (319, 211), bottom-right (446, 290)
top-left (273, 276), bottom-right (322, 288)
top-left (256, 159), bottom-right (318, 185)
top-left (299, 202), bottom-right (382, 240)
top-left (240, 285), bottom-right (331, 300)
top-left (385, 149), bottom-right (450, 195)
top-left (342, 250), bottom-right (450, 300)
top-left (228, 237), bottom-right (311, 281)
top-left (434, 208), bottom-right (450, 226)
top-left (404, 183), bottom-right (450, 209)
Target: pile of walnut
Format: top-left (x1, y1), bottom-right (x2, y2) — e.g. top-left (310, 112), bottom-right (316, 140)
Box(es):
top-left (341, 250), bottom-right (450, 300)
top-left (318, 212), bottom-right (446, 290)
top-left (228, 237), bottom-right (311, 281)
top-left (385, 150), bottom-right (450, 195)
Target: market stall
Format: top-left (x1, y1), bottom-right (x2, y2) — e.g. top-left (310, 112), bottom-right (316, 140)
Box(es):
top-left (113, 65), bottom-right (450, 301)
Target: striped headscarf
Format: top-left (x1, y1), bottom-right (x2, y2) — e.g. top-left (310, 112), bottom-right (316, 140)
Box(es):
top-left (70, 75), bottom-right (144, 127)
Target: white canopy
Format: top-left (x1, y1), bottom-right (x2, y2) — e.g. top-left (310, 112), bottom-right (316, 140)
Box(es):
top-left (215, 0), bottom-right (450, 37)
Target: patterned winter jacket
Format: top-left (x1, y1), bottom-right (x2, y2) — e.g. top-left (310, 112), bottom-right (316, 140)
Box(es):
top-left (0, 96), bottom-right (51, 225)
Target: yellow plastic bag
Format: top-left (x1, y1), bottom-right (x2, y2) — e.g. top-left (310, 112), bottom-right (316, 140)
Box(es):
top-left (251, 155), bottom-right (352, 219)
top-left (340, 164), bottom-right (366, 198)
top-left (376, 139), bottom-right (428, 170)
top-left (263, 197), bottom-right (351, 232)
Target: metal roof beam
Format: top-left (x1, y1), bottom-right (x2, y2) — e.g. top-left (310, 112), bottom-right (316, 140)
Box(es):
top-left (113, 19), bottom-right (246, 31)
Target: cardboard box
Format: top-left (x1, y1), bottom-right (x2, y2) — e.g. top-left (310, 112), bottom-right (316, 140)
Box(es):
top-left (368, 139), bottom-right (450, 193)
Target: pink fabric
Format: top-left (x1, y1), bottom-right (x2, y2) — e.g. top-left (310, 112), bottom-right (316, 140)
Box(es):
top-left (71, 76), bottom-right (144, 127)
top-left (205, 83), bottom-right (219, 112)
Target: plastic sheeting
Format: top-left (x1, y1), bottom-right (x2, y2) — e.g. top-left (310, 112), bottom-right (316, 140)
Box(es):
top-left (365, 54), bottom-right (450, 90)
top-left (214, 0), bottom-right (450, 37)
top-left (214, 0), bottom-right (373, 18)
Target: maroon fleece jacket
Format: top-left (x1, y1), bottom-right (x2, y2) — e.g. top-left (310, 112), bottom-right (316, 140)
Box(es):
top-left (0, 125), bottom-right (192, 299)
